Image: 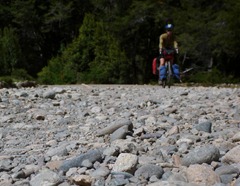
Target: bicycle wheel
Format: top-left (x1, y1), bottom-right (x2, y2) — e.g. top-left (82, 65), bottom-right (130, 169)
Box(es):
top-left (166, 61), bottom-right (173, 88)
top-left (162, 78), bottom-right (166, 88)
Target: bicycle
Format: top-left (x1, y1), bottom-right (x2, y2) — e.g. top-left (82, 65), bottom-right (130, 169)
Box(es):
top-left (161, 49), bottom-right (176, 88)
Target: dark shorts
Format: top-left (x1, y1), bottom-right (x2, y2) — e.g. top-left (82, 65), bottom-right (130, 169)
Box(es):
top-left (159, 49), bottom-right (178, 63)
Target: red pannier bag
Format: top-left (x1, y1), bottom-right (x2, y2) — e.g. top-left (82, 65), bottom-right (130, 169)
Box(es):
top-left (152, 57), bottom-right (158, 75)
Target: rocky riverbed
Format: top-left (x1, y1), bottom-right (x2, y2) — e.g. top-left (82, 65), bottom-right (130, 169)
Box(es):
top-left (0, 84), bottom-right (240, 186)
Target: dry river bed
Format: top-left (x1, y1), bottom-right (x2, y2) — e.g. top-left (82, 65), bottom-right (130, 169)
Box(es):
top-left (0, 84), bottom-right (240, 186)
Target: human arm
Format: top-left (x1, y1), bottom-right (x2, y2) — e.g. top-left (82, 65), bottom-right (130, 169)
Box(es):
top-left (159, 34), bottom-right (164, 54)
top-left (174, 40), bottom-right (178, 54)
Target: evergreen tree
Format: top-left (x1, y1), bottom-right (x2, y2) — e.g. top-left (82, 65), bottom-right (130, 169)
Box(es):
top-left (83, 21), bottom-right (129, 83)
top-left (0, 27), bottom-right (22, 75)
top-left (38, 13), bottom-right (129, 84)
top-left (1, 0), bottom-right (240, 83)
top-left (10, 0), bottom-right (44, 76)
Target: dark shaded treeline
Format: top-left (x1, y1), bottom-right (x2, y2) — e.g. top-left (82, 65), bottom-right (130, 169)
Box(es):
top-left (0, 0), bottom-right (239, 84)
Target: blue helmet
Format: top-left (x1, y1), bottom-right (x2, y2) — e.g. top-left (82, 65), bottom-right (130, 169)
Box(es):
top-left (165, 23), bottom-right (174, 30)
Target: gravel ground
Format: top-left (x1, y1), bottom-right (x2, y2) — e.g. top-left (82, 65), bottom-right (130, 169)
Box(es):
top-left (0, 84), bottom-right (240, 186)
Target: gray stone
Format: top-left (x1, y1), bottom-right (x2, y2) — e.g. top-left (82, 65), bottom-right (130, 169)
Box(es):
top-left (42, 90), bottom-right (56, 99)
top-left (96, 119), bottom-right (133, 137)
top-left (45, 145), bottom-right (68, 158)
top-left (147, 181), bottom-right (199, 186)
top-left (111, 171), bottom-right (133, 179)
top-left (110, 125), bottom-right (129, 142)
top-left (232, 132), bottom-right (240, 142)
top-left (103, 146), bottom-right (119, 157)
top-left (90, 166), bottom-right (110, 178)
top-left (219, 174), bottom-right (236, 184)
top-left (195, 121), bottom-right (212, 133)
top-left (92, 177), bottom-right (105, 186)
top-left (167, 173), bottom-right (187, 182)
top-left (59, 149), bottom-right (103, 173)
top-left (29, 169), bottom-right (62, 186)
top-left (215, 165), bottom-right (240, 175)
top-left (112, 153), bottom-right (138, 173)
top-left (186, 164), bottom-right (221, 185)
top-left (107, 177), bottom-right (129, 186)
top-left (1, 85), bottom-right (240, 186)
top-left (181, 145), bottom-right (220, 166)
top-left (222, 145), bottom-right (240, 164)
top-left (111, 140), bottom-right (138, 154)
top-left (81, 159), bottom-right (93, 168)
top-left (134, 164), bottom-right (164, 180)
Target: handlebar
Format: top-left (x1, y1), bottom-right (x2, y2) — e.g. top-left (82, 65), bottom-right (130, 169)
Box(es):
top-left (163, 48), bottom-right (175, 61)
top-left (163, 49), bottom-right (176, 55)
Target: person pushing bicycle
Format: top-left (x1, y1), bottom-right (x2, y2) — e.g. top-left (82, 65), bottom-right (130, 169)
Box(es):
top-left (158, 21), bottom-right (181, 85)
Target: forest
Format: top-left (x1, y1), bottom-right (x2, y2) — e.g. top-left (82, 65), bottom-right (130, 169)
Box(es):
top-left (0, 0), bottom-right (240, 85)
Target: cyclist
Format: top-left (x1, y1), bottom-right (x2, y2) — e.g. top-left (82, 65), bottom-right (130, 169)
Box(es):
top-left (158, 22), bottom-right (180, 85)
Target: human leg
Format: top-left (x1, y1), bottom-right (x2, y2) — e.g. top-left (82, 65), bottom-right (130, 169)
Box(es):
top-left (159, 58), bottom-right (166, 81)
top-left (172, 63), bottom-right (182, 82)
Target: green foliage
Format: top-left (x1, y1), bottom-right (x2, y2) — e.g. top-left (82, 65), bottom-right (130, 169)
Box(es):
top-left (38, 54), bottom-right (77, 85)
top-left (1, 0), bottom-right (240, 84)
top-left (11, 69), bottom-right (33, 81)
top-left (76, 13), bottom-right (96, 72)
top-left (188, 67), bottom-right (239, 85)
top-left (38, 13), bottom-right (130, 84)
top-left (79, 21), bottom-right (129, 84)
top-left (38, 13), bottom-right (97, 84)
top-left (110, 0), bottom-right (165, 83)
top-left (0, 76), bottom-right (13, 85)
top-left (38, 13), bottom-right (96, 84)
top-left (0, 27), bottom-right (22, 75)
top-left (224, 0), bottom-right (240, 53)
